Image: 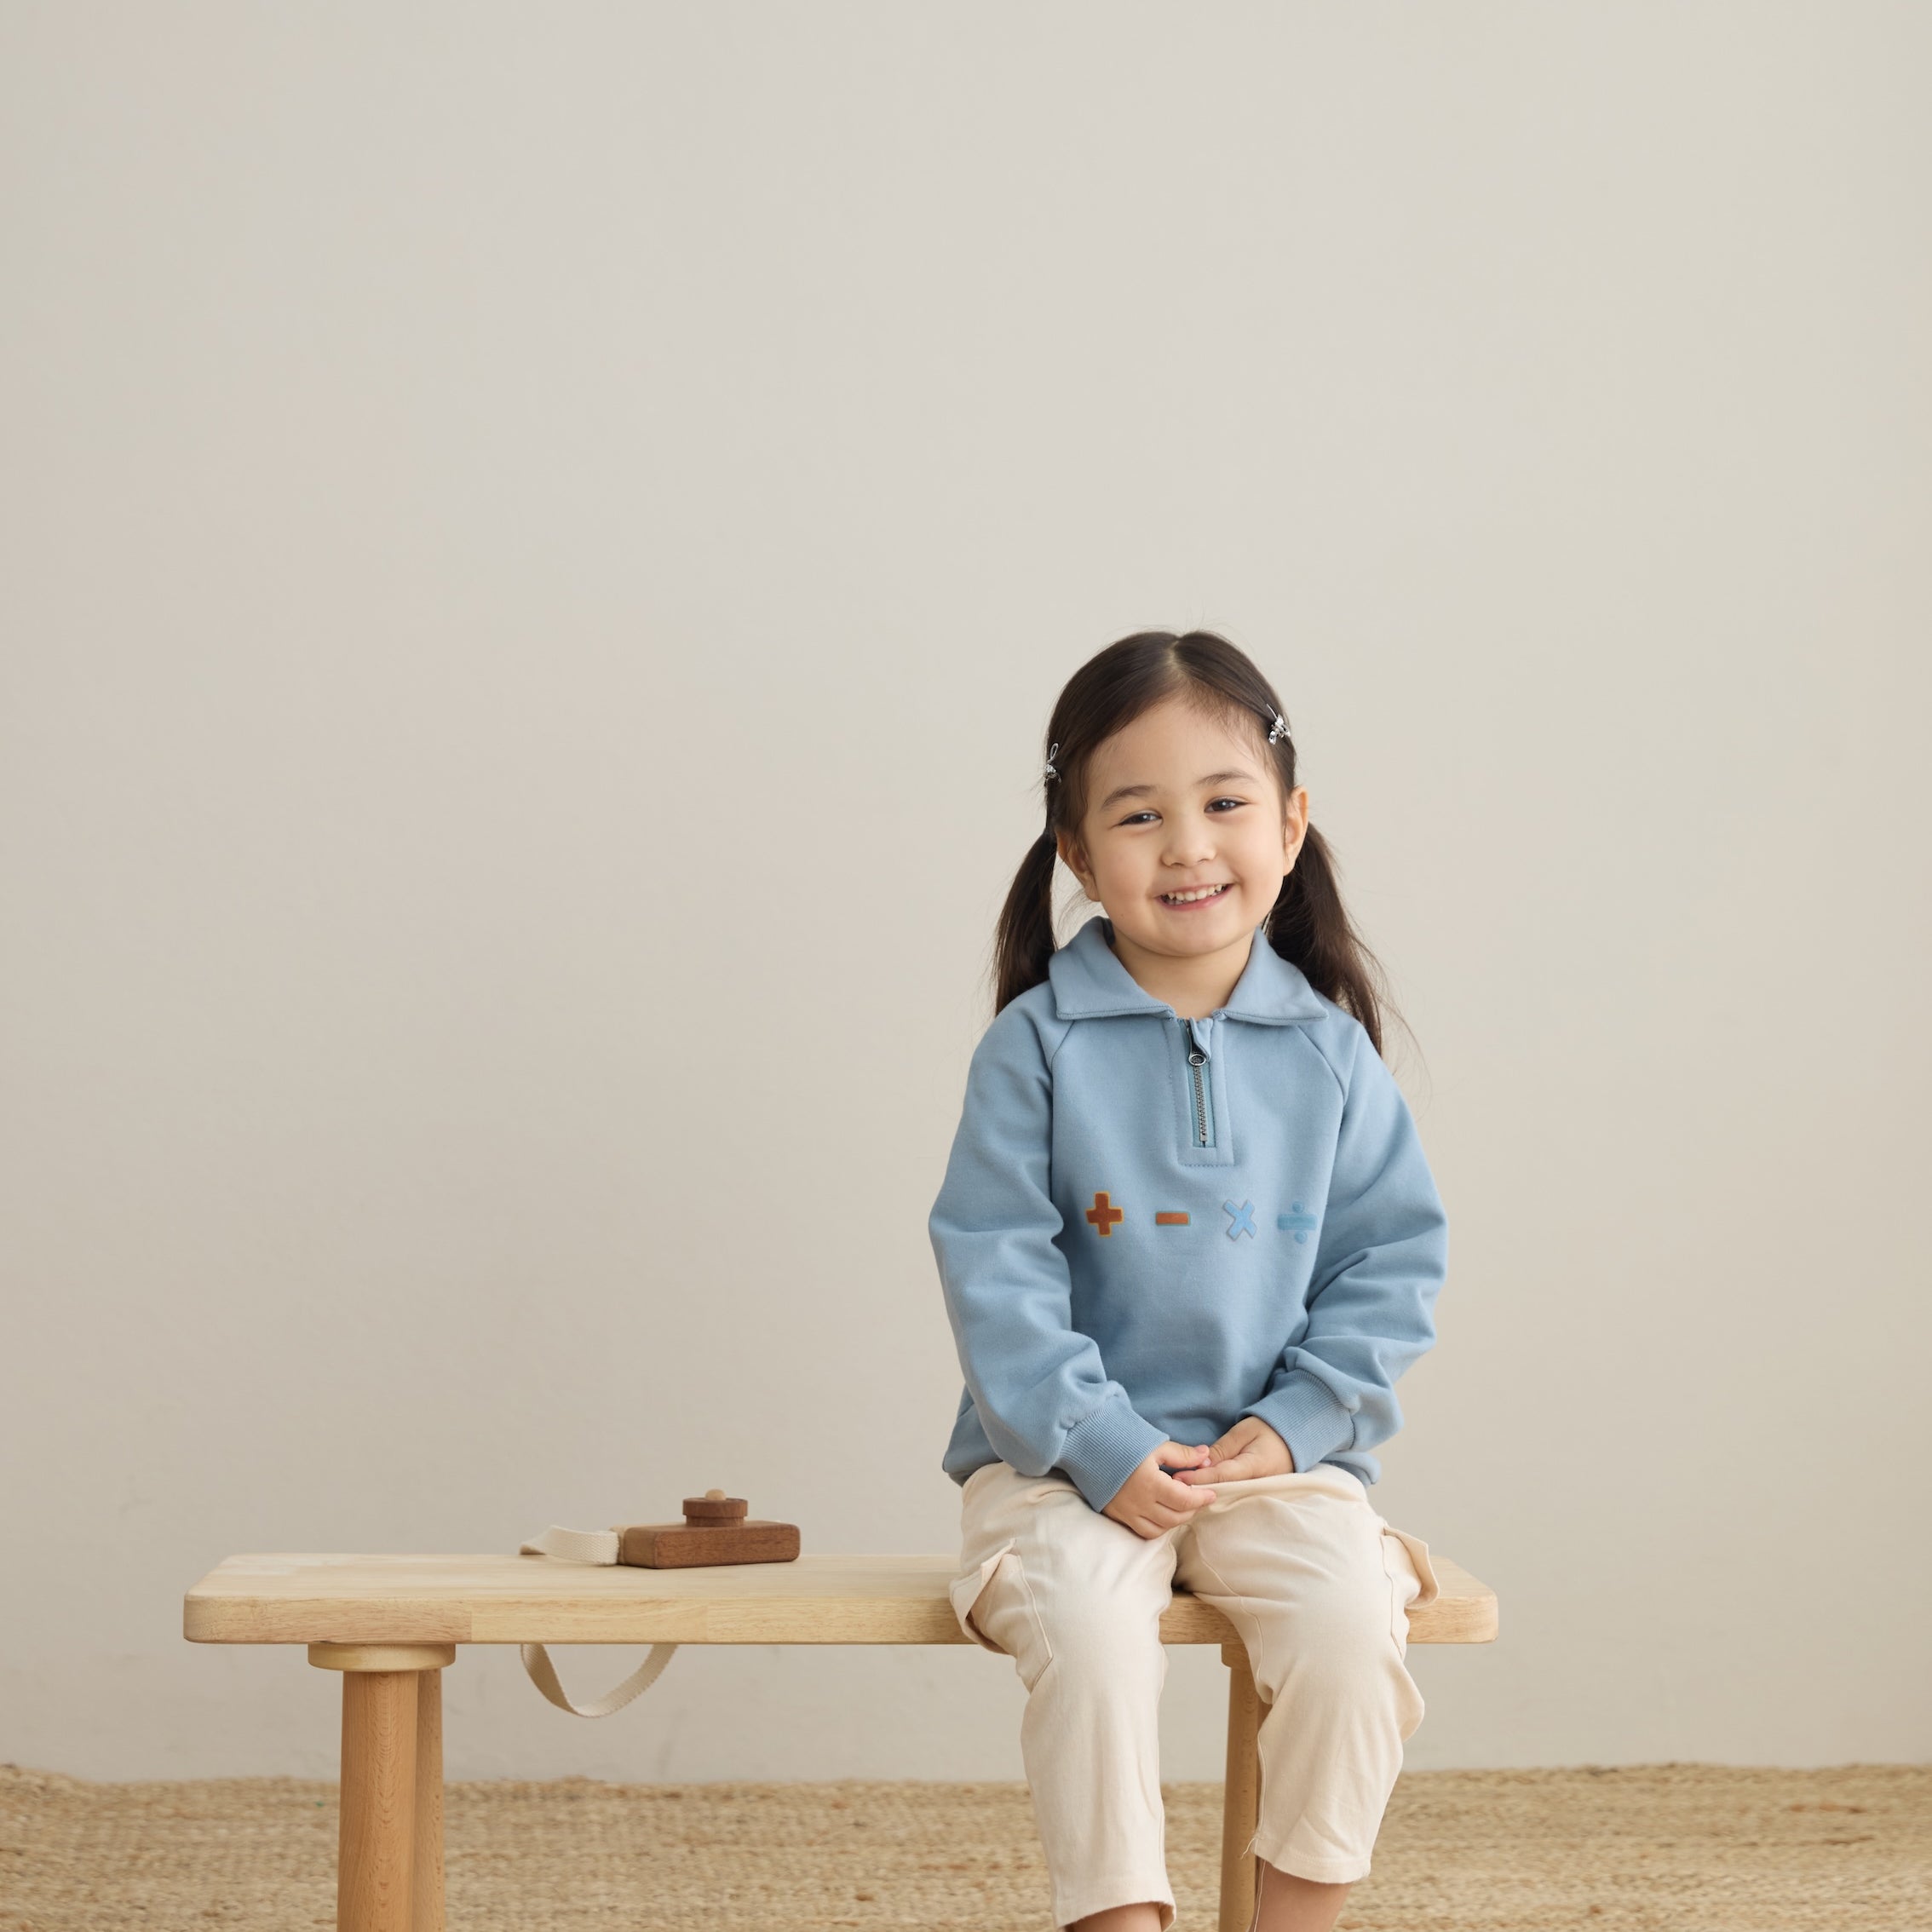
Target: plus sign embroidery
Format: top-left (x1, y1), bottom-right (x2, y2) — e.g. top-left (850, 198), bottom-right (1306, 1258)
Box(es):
top-left (1222, 1199), bottom-right (1257, 1240)
top-left (1277, 1202), bottom-right (1319, 1244)
top-left (1084, 1191), bottom-right (1125, 1237)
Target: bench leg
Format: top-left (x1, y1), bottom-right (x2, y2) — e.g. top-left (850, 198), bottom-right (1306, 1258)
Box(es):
top-left (1218, 1641), bottom-right (1262, 1932)
top-left (413, 1664), bottom-right (445, 1932)
top-left (342, 1670), bottom-right (417, 1931)
top-left (310, 1642), bottom-right (456, 1932)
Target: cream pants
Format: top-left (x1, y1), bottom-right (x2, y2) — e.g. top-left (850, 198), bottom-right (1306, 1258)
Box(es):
top-left (949, 1458), bottom-right (1440, 1931)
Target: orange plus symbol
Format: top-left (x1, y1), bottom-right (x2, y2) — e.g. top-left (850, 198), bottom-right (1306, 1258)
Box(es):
top-left (1085, 1191), bottom-right (1124, 1237)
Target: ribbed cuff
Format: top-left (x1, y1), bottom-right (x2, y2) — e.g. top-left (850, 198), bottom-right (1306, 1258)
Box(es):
top-left (1242, 1370), bottom-right (1356, 1475)
top-left (1055, 1394), bottom-right (1170, 1513)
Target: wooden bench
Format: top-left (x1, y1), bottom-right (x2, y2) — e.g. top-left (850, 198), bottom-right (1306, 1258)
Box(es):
top-left (183, 1549), bottom-right (1497, 1932)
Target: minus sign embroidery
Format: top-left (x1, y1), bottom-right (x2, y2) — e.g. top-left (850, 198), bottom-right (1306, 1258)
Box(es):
top-left (1154, 1211), bottom-right (1190, 1226)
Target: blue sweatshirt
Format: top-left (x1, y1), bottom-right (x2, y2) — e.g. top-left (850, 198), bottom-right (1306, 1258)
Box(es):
top-left (929, 913), bottom-right (1447, 1511)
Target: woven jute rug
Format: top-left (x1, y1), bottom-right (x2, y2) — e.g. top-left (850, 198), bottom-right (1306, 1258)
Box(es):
top-left (2, 1762), bottom-right (1925, 1929)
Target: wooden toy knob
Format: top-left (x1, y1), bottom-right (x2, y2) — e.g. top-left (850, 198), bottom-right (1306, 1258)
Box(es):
top-left (682, 1491), bottom-right (749, 1525)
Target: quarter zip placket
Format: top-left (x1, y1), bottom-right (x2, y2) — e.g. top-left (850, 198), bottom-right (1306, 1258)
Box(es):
top-left (1182, 1017), bottom-right (1215, 1148)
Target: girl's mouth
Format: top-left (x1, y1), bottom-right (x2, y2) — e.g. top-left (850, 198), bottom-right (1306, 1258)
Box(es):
top-left (1159, 883), bottom-right (1232, 909)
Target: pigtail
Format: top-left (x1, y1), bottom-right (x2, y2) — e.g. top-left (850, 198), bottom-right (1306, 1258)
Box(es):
top-left (1264, 823), bottom-right (1393, 1058)
top-left (992, 826), bottom-right (1061, 1014)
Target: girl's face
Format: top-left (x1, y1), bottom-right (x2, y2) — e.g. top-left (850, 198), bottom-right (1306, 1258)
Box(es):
top-left (1057, 693), bottom-right (1309, 970)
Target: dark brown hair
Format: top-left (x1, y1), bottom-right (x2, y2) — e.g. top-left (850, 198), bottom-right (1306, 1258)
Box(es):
top-left (992, 629), bottom-right (1401, 1057)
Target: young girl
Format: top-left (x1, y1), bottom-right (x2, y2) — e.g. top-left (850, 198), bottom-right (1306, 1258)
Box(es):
top-left (930, 630), bottom-right (1447, 1932)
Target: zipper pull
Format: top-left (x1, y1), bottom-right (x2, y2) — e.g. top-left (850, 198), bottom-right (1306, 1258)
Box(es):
top-left (1184, 1019), bottom-right (1208, 1066)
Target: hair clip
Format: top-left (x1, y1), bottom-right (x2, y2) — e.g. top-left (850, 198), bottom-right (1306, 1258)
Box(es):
top-left (1044, 741), bottom-right (1061, 782)
top-left (1267, 708), bottom-right (1291, 745)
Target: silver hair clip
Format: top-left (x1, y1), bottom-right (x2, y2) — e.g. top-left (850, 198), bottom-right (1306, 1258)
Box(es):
top-left (1044, 741), bottom-right (1061, 782)
top-left (1268, 708), bottom-right (1292, 745)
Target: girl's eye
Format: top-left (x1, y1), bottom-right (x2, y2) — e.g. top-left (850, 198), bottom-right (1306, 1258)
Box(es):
top-left (1118, 797), bottom-right (1246, 826)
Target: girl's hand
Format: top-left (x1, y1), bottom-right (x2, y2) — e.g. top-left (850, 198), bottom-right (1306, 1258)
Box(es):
top-left (1101, 1440), bottom-right (1217, 1540)
top-left (1170, 1416), bottom-right (1295, 1484)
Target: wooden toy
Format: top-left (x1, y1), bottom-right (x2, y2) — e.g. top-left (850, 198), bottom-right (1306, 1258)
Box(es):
top-left (615, 1489), bottom-right (800, 1567)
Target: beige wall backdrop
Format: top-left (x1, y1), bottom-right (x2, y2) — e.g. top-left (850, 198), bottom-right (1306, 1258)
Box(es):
top-left (3, 5), bottom-right (1927, 1782)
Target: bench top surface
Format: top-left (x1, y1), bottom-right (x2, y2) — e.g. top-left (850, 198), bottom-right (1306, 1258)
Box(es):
top-left (183, 1550), bottom-right (1497, 1647)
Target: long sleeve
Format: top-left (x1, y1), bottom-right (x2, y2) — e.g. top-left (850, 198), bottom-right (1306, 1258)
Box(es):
top-left (929, 1003), bottom-right (1170, 1512)
top-left (1241, 1025), bottom-right (1448, 1475)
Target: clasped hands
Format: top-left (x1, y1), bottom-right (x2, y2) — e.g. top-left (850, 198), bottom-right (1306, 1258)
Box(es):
top-left (1100, 1414), bottom-right (1296, 1540)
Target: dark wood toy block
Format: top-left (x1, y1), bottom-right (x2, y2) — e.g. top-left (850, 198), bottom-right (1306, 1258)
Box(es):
top-left (616, 1489), bottom-right (801, 1567)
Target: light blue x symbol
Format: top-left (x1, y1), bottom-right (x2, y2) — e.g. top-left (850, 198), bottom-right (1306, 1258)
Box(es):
top-left (1222, 1199), bottom-right (1256, 1240)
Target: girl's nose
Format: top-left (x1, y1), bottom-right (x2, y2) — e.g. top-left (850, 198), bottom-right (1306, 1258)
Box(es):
top-left (1164, 825), bottom-right (1216, 864)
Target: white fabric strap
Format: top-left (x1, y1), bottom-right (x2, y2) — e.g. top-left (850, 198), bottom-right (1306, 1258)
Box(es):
top-left (520, 1524), bottom-right (622, 1566)
top-left (515, 1524), bottom-right (680, 1719)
